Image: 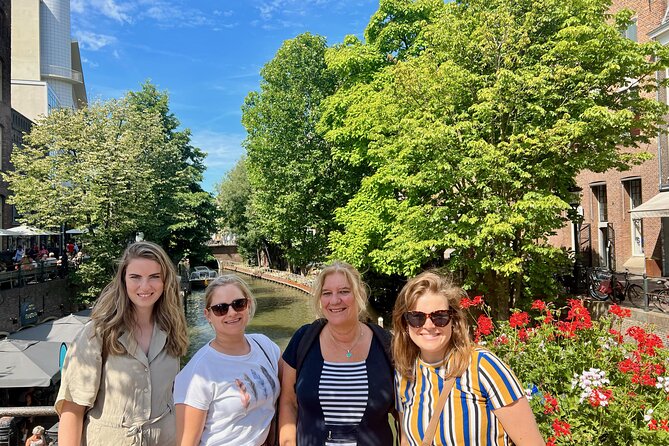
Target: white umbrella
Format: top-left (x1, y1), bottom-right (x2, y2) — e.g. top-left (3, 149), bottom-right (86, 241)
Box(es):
top-left (0, 339), bottom-right (61, 387)
top-left (0, 228), bottom-right (14, 236)
top-left (65, 228), bottom-right (87, 235)
top-left (5, 224), bottom-right (58, 236)
top-left (8, 314), bottom-right (90, 343)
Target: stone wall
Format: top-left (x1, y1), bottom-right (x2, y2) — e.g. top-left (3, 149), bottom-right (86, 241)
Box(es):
top-left (0, 279), bottom-right (75, 333)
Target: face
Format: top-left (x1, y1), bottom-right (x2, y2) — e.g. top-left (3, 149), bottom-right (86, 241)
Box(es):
top-left (321, 272), bottom-right (357, 325)
top-left (407, 292), bottom-right (453, 364)
top-left (206, 284), bottom-right (249, 336)
top-left (125, 258), bottom-right (164, 312)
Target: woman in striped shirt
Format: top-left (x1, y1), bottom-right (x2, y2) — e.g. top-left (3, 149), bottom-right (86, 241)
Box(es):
top-left (392, 272), bottom-right (544, 446)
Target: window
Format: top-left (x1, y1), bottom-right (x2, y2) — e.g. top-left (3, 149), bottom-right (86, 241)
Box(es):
top-left (625, 179), bottom-right (644, 256)
top-left (624, 18), bottom-right (638, 42)
top-left (592, 184), bottom-right (608, 222)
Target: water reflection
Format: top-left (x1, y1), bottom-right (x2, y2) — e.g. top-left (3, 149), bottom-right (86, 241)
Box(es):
top-left (182, 273), bottom-right (314, 363)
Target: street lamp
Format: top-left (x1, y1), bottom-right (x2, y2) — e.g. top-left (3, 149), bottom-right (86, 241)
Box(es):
top-left (568, 186), bottom-right (584, 291)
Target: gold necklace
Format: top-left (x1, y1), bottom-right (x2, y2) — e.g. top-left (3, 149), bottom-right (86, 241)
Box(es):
top-left (329, 324), bottom-right (363, 358)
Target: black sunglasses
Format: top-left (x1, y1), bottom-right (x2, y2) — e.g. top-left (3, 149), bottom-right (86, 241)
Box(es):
top-left (404, 309), bottom-right (454, 328)
top-left (207, 298), bottom-right (249, 316)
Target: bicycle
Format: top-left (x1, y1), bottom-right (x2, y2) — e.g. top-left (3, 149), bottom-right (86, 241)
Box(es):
top-left (587, 268), bottom-right (643, 304)
top-left (636, 279), bottom-right (669, 312)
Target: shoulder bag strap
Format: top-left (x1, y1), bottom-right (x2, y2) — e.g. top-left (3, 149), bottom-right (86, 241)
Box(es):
top-left (421, 378), bottom-right (455, 446)
top-left (252, 337), bottom-right (276, 373)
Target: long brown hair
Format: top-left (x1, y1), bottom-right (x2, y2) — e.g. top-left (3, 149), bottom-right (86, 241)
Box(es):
top-left (91, 241), bottom-right (189, 357)
top-left (392, 271), bottom-right (473, 380)
top-left (311, 261), bottom-right (369, 320)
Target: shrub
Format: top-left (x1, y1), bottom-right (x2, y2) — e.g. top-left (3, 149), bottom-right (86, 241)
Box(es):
top-left (471, 298), bottom-right (669, 445)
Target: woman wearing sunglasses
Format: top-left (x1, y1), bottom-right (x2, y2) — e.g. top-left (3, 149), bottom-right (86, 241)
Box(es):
top-left (279, 261), bottom-right (395, 446)
top-left (56, 241), bottom-right (189, 446)
top-left (392, 272), bottom-right (544, 446)
top-left (174, 275), bottom-right (280, 446)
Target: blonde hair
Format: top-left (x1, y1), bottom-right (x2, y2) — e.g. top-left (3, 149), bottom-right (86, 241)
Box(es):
top-left (32, 426), bottom-right (45, 435)
top-left (204, 274), bottom-right (257, 319)
top-left (91, 241), bottom-right (189, 357)
top-left (392, 271), bottom-right (473, 380)
top-left (312, 261), bottom-right (368, 320)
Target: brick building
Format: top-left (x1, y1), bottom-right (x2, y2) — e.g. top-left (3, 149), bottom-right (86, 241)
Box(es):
top-left (553, 0), bottom-right (669, 277)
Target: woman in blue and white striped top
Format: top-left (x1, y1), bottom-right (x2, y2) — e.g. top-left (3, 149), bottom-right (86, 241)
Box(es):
top-left (279, 261), bottom-right (395, 446)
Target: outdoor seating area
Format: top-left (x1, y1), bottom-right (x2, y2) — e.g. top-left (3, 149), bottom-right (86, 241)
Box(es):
top-left (0, 312), bottom-right (90, 446)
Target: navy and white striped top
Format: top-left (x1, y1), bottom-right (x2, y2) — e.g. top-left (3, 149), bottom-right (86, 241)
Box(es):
top-left (319, 360), bottom-right (369, 441)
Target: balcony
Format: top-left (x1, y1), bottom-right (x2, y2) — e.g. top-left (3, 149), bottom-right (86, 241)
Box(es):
top-left (41, 65), bottom-right (84, 84)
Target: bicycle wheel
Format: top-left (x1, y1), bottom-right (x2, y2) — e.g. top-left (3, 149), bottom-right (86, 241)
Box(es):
top-left (652, 289), bottom-right (669, 313)
top-left (626, 284), bottom-right (644, 308)
top-left (588, 280), bottom-right (609, 301)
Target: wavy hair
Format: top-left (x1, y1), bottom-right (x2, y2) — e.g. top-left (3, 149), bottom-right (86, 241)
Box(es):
top-left (91, 241), bottom-right (188, 357)
top-left (392, 271), bottom-right (473, 381)
top-left (204, 274), bottom-right (257, 319)
top-left (311, 261), bottom-right (368, 320)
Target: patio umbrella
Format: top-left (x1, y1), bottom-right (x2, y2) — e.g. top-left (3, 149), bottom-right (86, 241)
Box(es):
top-left (0, 228), bottom-right (13, 236)
top-left (8, 314), bottom-right (90, 343)
top-left (0, 339), bottom-right (61, 387)
top-left (5, 225), bottom-right (58, 236)
top-left (65, 228), bottom-right (87, 235)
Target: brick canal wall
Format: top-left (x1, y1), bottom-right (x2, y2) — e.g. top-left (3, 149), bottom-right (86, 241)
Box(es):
top-left (0, 279), bottom-right (74, 333)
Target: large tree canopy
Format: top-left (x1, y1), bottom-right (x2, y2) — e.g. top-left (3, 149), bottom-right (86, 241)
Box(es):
top-left (242, 33), bottom-right (365, 272)
top-left (320, 0), bottom-right (669, 316)
top-left (5, 82), bottom-right (218, 301)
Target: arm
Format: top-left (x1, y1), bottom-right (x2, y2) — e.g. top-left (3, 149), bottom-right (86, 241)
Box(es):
top-left (493, 397), bottom-right (545, 446)
top-left (57, 400), bottom-right (87, 446)
top-left (175, 404), bottom-right (207, 446)
top-left (278, 363), bottom-right (297, 446)
top-left (397, 413), bottom-right (409, 446)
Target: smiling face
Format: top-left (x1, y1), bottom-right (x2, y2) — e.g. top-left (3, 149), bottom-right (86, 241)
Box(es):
top-left (125, 258), bottom-right (164, 313)
top-left (320, 272), bottom-right (358, 326)
top-left (205, 284), bottom-right (249, 336)
top-left (407, 291), bottom-right (453, 364)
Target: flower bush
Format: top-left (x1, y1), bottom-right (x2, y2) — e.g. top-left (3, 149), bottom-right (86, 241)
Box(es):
top-left (469, 298), bottom-right (669, 445)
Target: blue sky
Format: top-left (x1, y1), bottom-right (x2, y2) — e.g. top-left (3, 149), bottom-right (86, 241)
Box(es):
top-left (69, 0), bottom-right (379, 193)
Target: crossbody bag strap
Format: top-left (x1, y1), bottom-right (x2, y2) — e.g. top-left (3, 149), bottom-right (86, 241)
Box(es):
top-left (421, 378), bottom-right (455, 446)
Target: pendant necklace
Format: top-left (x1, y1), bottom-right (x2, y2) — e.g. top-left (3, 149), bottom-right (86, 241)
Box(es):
top-left (330, 324), bottom-right (363, 358)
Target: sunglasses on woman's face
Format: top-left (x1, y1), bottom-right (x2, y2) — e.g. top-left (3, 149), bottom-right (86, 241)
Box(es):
top-left (207, 297), bottom-right (248, 316)
top-left (404, 309), bottom-right (454, 328)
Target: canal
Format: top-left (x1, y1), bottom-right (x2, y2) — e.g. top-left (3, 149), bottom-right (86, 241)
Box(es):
top-left (183, 273), bottom-right (314, 362)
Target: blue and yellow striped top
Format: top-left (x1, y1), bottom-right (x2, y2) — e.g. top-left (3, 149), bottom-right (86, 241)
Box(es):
top-left (395, 348), bottom-right (524, 446)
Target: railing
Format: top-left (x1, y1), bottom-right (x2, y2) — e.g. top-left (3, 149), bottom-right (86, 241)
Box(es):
top-left (41, 64), bottom-right (84, 83)
top-left (0, 263), bottom-right (62, 289)
top-left (0, 406), bottom-right (56, 417)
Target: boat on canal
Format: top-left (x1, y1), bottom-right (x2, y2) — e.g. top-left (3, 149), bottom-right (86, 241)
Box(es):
top-left (189, 266), bottom-right (218, 289)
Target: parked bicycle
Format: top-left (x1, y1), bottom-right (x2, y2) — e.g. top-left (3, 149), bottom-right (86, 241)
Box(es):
top-left (634, 279), bottom-right (669, 312)
top-left (587, 268), bottom-right (642, 304)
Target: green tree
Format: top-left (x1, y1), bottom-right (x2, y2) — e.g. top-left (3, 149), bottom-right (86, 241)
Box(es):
top-left (215, 157), bottom-right (264, 263)
top-left (126, 81), bottom-right (219, 263)
top-left (242, 33), bottom-right (364, 272)
top-left (321, 0), bottom-right (669, 317)
top-left (5, 100), bottom-right (166, 301)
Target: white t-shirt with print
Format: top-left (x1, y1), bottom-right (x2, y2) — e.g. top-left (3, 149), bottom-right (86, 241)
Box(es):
top-left (174, 333), bottom-right (280, 446)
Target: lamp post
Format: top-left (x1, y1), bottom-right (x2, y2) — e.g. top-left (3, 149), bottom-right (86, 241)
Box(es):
top-left (568, 186), bottom-right (584, 292)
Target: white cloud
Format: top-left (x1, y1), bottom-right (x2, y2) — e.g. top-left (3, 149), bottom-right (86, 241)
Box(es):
top-left (92, 0), bottom-right (133, 23)
top-left (74, 31), bottom-right (117, 51)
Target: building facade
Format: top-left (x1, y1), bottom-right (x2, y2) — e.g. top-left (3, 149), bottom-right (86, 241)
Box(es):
top-left (552, 0), bottom-right (669, 277)
top-left (11, 0), bottom-right (87, 122)
top-left (0, 0), bottom-right (13, 237)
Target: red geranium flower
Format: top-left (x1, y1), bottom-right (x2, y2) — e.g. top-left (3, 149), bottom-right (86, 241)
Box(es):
top-left (609, 304), bottom-right (631, 318)
top-left (509, 311), bottom-right (529, 329)
top-left (531, 300), bottom-right (547, 312)
top-left (552, 419), bottom-right (571, 437)
top-left (544, 393), bottom-right (559, 414)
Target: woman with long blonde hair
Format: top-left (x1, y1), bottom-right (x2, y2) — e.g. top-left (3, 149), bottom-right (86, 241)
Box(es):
top-left (56, 241), bottom-right (189, 446)
top-left (392, 271), bottom-right (544, 446)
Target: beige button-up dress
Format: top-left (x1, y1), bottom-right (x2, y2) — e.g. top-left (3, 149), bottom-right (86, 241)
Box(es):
top-left (55, 321), bottom-right (179, 446)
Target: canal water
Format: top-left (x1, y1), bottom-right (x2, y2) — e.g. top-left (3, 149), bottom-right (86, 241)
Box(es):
top-left (183, 273), bottom-right (314, 362)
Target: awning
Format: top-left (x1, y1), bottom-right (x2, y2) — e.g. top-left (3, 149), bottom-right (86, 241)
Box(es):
top-left (630, 192), bottom-right (669, 218)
